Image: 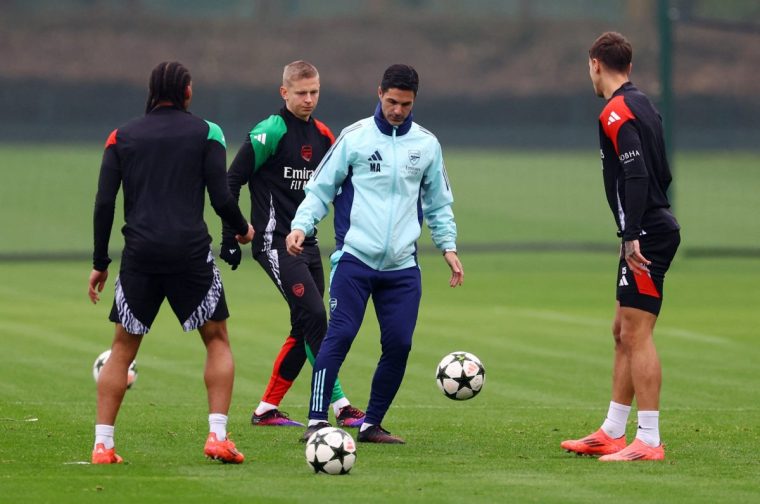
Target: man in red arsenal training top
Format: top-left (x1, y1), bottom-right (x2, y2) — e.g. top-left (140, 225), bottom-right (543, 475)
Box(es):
top-left (561, 32), bottom-right (681, 462)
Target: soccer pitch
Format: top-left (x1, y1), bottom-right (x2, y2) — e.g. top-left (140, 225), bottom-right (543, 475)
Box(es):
top-left (1, 254), bottom-right (758, 503)
top-left (1, 146), bottom-right (759, 502)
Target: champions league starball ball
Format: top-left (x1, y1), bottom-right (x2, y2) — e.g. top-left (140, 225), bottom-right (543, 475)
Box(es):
top-left (305, 427), bottom-right (356, 475)
top-left (92, 349), bottom-right (137, 389)
top-left (435, 351), bottom-right (485, 400)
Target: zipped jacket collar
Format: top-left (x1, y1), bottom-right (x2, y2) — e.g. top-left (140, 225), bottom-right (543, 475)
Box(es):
top-left (373, 102), bottom-right (413, 136)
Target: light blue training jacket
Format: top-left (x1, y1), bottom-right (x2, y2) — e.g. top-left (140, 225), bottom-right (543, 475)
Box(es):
top-left (291, 103), bottom-right (457, 271)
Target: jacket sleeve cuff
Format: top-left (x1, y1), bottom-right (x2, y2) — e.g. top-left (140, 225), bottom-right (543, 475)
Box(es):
top-left (438, 241), bottom-right (457, 252)
top-left (93, 257), bottom-right (112, 272)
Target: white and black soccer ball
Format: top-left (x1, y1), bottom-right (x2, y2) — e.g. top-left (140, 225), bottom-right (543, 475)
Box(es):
top-left (305, 427), bottom-right (356, 475)
top-left (436, 351), bottom-right (485, 400)
top-left (92, 349), bottom-right (137, 389)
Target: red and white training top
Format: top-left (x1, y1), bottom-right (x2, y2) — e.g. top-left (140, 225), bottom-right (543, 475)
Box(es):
top-left (597, 81), bottom-right (680, 240)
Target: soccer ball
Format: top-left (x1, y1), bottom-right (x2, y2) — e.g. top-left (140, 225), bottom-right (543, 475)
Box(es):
top-left (435, 351), bottom-right (485, 400)
top-left (92, 349), bottom-right (137, 389)
top-left (305, 427), bottom-right (356, 475)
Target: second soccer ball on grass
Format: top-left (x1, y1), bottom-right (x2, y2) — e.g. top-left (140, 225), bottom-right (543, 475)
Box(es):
top-left (92, 349), bottom-right (137, 389)
top-left (436, 351), bottom-right (485, 400)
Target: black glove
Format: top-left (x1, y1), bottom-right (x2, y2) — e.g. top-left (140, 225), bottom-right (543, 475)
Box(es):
top-left (219, 240), bottom-right (242, 270)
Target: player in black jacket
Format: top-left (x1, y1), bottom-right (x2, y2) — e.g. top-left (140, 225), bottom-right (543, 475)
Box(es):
top-left (88, 61), bottom-right (254, 464)
top-left (561, 32), bottom-right (680, 462)
top-left (220, 61), bottom-right (365, 428)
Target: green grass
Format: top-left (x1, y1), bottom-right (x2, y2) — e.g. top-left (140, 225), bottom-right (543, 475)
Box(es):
top-left (1, 252), bottom-right (759, 503)
top-left (1, 144), bottom-right (758, 501)
top-left (1, 145), bottom-right (759, 254)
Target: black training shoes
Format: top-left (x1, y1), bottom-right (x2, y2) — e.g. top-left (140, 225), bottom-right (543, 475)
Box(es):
top-left (357, 424), bottom-right (405, 444)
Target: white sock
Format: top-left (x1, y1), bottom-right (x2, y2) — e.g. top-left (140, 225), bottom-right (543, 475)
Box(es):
top-left (359, 422), bottom-right (374, 433)
top-left (636, 410), bottom-right (660, 446)
top-left (601, 401), bottom-right (631, 439)
top-left (94, 424), bottom-right (115, 450)
top-left (208, 413), bottom-right (228, 441)
top-left (308, 419), bottom-right (327, 427)
top-left (254, 401), bottom-right (278, 416)
top-left (332, 397), bottom-right (350, 416)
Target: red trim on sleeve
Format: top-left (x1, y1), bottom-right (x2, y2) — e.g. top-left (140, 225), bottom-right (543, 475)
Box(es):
top-left (600, 96), bottom-right (635, 155)
top-left (313, 119), bottom-right (335, 145)
top-left (105, 129), bottom-right (118, 149)
top-left (633, 271), bottom-right (660, 298)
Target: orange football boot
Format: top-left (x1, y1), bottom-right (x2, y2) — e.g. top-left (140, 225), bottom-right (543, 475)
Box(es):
top-left (91, 443), bottom-right (123, 464)
top-left (561, 428), bottom-right (626, 456)
top-left (599, 438), bottom-right (665, 461)
top-left (204, 433), bottom-right (245, 464)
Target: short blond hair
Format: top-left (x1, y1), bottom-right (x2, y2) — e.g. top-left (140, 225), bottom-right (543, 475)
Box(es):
top-left (283, 60), bottom-right (319, 87)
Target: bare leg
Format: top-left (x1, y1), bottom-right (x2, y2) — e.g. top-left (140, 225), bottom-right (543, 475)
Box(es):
top-left (618, 306), bottom-right (660, 410)
top-left (97, 324), bottom-right (142, 425)
top-left (197, 319), bottom-right (246, 463)
top-left (610, 302), bottom-right (635, 406)
top-left (198, 319), bottom-right (234, 414)
top-left (560, 302), bottom-right (660, 455)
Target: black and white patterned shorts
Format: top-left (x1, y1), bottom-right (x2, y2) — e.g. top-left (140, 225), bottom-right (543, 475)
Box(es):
top-left (108, 254), bottom-right (228, 334)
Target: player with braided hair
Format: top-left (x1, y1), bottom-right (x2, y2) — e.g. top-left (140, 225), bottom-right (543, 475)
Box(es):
top-left (89, 61), bottom-right (253, 464)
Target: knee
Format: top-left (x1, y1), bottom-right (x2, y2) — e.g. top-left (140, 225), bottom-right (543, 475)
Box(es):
top-left (382, 341), bottom-right (412, 360)
top-left (612, 321), bottom-right (624, 349)
top-left (319, 328), bottom-right (355, 357)
top-left (303, 307), bottom-right (327, 330)
top-left (200, 320), bottom-right (230, 347)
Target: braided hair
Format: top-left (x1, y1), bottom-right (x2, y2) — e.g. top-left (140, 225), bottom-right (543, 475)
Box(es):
top-left (145, 61), bottom-right (192, 114)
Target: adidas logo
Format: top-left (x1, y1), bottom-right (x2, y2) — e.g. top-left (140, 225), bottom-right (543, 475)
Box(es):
top-left (253, 133), bottom-right (267, 145)
top-left (619, 266), bottom-right (628, 286)
top-left (607, 111), bottom-right (621, 126)
top-left (368, 150), bottom-right (382, 173)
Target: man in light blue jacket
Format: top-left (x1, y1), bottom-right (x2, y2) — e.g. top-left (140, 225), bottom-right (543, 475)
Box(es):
top-left (286, 64), bottom-right (464, 444)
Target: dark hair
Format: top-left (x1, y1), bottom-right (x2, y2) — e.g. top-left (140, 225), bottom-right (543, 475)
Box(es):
top-left (145, 61), bottom-right (192, 114)
top-left (589, 32), bottom-right (632, 73)
top-left (380, 64), bottom-right (419, 95)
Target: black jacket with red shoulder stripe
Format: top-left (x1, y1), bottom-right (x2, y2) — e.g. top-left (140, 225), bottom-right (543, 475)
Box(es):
top-left (93, 106), bottom-right (248, 273)
top-left (223, 107), bottom-right (335, 253)
top-left (598, 82), bottom-right (680, 240)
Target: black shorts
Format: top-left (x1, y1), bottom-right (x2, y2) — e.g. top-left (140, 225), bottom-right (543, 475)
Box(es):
top-left (109, 255), bottom-right (228, 335)
top-left (616, 230), bottom-right (680, 316)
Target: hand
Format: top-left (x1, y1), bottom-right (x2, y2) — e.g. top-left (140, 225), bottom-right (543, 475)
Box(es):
top-left (623, 239), bottom-right (651, 274)
top-left (220, 241), bottom-right (242, 270)
top-left (286, 229), bottom-right (306, 256)
top-left (443, 251), bottom-right (464, 287)
top-left (236, 223), bottom-right (254, 245)
top-left (88, 269), bottom-right (108, 304)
